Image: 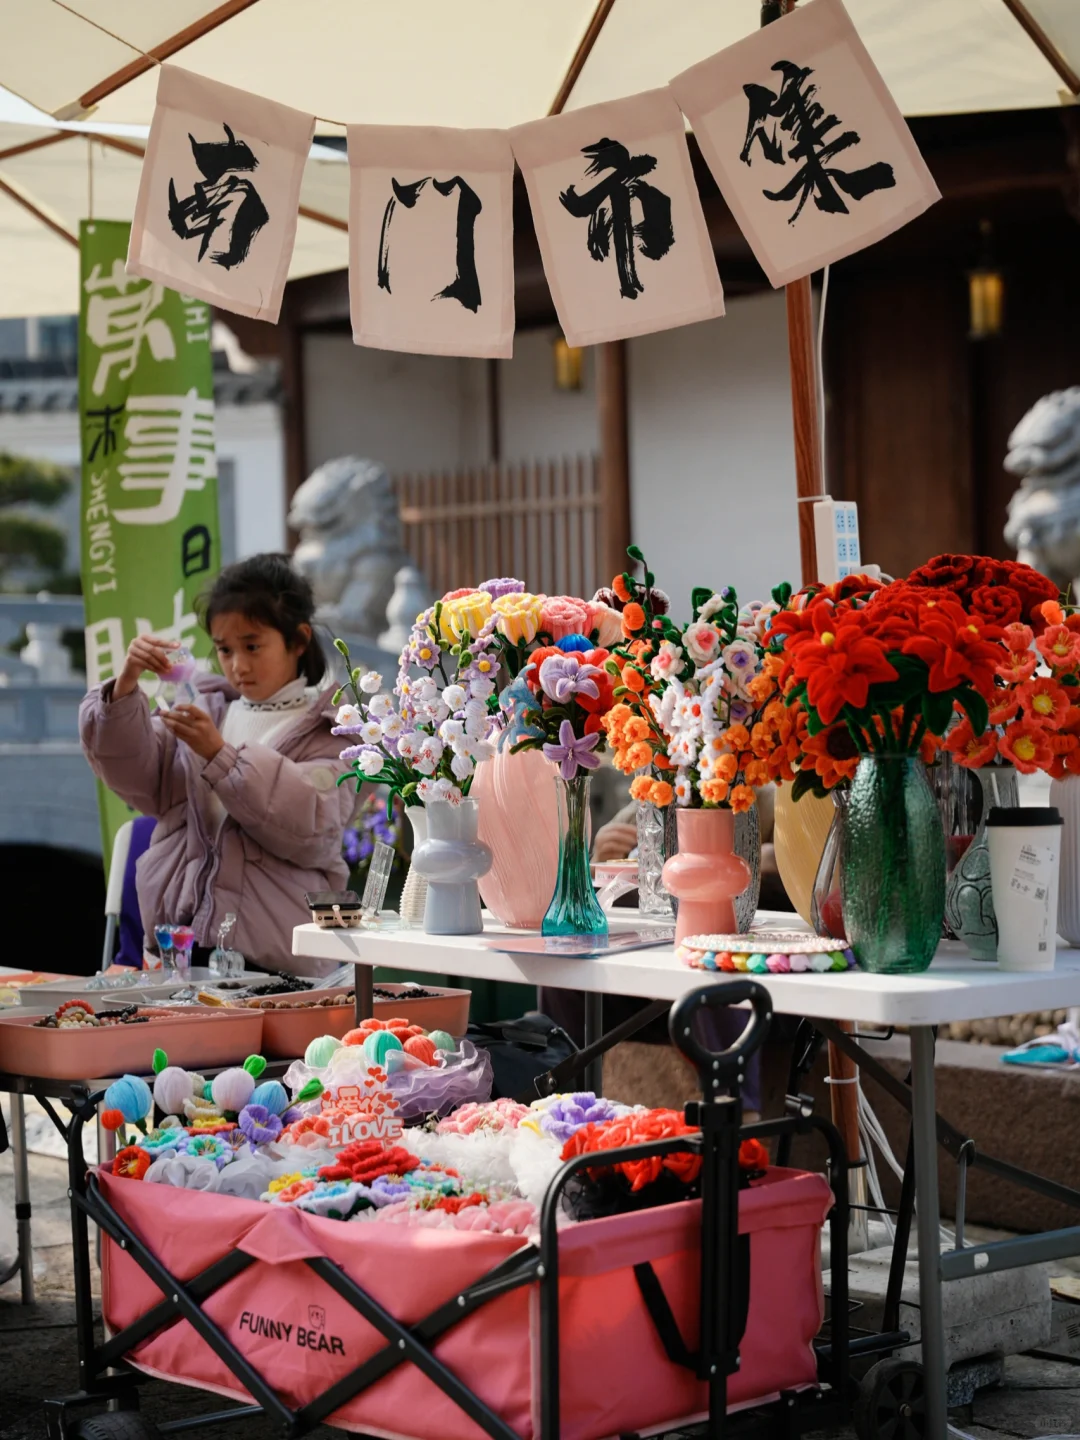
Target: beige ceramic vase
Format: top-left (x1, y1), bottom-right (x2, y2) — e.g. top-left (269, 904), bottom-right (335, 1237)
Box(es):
top-left (473, 747), bottom-right (562, 928)
top-left (662, 808), bottom-right (752, 945)
top-left (772, 784), bottom-right (835, 926)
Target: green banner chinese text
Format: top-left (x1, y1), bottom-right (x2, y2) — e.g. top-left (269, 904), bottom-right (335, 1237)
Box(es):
top-left (79, 219), bottom-right (219, 871)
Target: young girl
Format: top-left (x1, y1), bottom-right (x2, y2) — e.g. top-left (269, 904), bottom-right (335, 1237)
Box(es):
top-left (80, 554), bottom-right (358, 972)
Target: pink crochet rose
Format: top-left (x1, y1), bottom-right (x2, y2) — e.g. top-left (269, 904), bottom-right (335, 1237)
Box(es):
top-left (540, 595), bottom-right (591, 641)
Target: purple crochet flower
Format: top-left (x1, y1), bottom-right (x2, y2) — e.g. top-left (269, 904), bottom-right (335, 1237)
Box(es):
top-left (538, 1093), bottom-right (624, 1145)
top-left (367, 1174), bottom-right (414, 1207)
top-left (538, 654), bottom-right (600, 704)
top-left (479, 577), bottom-right (525, 599)
top-left (238, 1104), bottom-right (283, 1150)
top-left (543, 719), bottom-right (601, 780)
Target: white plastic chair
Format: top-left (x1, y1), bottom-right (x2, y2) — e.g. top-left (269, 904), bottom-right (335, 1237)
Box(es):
top-left (100, 820), bottom-right (134, 971)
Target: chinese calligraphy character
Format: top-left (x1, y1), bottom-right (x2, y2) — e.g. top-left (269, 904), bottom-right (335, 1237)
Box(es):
top-left (740, 61), bottom-right (896, 225)
top-left (182, 524), bottom-right (213, 577)
top-left (558, 138), bottom-right (674, 300)
top-left (85, 617), bottom-right (126, 687)
top-left (377, 175), bottom-right (482, 312)
top-left (85, 402), bottom-right (124, 462)
top-left (168, 123), bottom-right (269, 270)
top-left (112, 390), bottom-right (216, 527)
top-left (84, 261), bottom-right (177, 397)
top-left (135, 587), bottom-right (198, 651)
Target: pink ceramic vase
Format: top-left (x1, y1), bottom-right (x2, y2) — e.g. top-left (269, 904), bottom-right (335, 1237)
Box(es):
top-left (473, 746), bottom-right (562, 928)
top-left (663, 807), bottom-right (752, 945)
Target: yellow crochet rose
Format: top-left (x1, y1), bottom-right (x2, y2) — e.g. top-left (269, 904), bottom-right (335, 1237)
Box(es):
top-left (492, 592), bottom-right (546, 645)
top-left (438, 590), bottom-right (493, 642)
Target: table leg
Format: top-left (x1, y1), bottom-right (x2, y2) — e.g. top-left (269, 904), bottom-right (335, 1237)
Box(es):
top-left (583, 993), bottom-right (603, 1096)
top-left (10, 1093), bottom-right (34, 1305)
top-left (910, 1026), bottom-right (946, 1438)
top-left (354, 963), bottom-right (374, 1026)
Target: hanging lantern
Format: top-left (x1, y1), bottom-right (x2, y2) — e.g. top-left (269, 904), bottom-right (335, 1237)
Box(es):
top-left (968, 220), bottom-right (1004, 339)
top-left (552, 334), bottom-right (583, 391)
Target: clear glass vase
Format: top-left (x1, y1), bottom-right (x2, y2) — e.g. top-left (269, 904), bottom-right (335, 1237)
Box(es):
top-left (543, 776), bottom-right (608, 938)
top-left (636, 797), bottom-right (677, 917)
top-left (840, 756), bottom-right (946, 974)
top-left (811, 788), bottom-right (849, 941)
top-left (944, 764), bottom-right (1019, 960)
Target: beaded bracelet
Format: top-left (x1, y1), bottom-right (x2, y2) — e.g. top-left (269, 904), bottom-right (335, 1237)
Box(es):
top-left (677, 931), bottom-right (858, 975)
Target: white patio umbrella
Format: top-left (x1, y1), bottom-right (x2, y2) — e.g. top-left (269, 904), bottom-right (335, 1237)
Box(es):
top-left (0, 0), bottom-right (1074, 129)
top-left (0, 116), bottom-right (348, 317)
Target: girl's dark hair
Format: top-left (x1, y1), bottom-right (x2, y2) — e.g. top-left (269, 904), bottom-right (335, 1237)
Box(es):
top-left (200, 553), bottom-right (326, 685)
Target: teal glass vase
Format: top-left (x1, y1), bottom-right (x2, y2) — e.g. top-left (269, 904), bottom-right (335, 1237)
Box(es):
top-left (840, 755), bottom-right (945, 974)
top-left (542, 775), bottom-right (608, 938)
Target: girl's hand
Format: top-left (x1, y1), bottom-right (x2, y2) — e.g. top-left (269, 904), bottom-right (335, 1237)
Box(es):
top-left (592, 821), bottom-right (638, 862)
top-left (159, 704), bottom-right (225, 761)
top-left (113, 635), bottom-right (179, 699)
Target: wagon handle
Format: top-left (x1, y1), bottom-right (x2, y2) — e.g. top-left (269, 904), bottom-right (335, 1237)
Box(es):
top-left (668, 979), bottom-right (772, 1092)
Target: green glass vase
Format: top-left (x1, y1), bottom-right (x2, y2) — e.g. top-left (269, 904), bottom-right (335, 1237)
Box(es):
top-left (840, 756), bottom-right (945, 974)
top-left (542, 775), bottom-right (608, 938)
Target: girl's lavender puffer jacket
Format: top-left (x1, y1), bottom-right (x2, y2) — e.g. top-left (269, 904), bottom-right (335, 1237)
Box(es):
top-left (80, 676), bottom-right (358, 973)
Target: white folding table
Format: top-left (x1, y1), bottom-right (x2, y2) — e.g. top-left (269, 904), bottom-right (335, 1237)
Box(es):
top-left (293, 914), bottom-right (1080, 1440)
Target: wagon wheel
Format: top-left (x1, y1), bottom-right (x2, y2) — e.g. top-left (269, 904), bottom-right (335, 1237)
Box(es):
top-left (853, 1357), bottom-right (927, 1440)
top-left (72, 1415), bottom-right (162, 1440)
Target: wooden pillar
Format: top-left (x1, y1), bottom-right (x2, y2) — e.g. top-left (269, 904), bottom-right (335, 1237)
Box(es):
top-left (596, 339), bottom-right (632, 584)
top-left (279, 316), bottom-right (307, 548)
top-left (785, 276), bottom-right (823, 586)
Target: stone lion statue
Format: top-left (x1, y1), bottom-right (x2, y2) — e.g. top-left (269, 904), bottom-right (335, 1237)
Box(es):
top-left (289, 456), bottom-right (416, 640)
top-left (1004, 387), bottom-right (1080, 590)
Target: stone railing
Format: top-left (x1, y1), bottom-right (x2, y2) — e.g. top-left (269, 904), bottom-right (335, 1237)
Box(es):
top-left (0, 594), bottom-right (85, 742)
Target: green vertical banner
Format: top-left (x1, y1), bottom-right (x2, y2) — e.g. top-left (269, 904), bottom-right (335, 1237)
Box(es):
top-left (79, 219), bottom-right (219, 871)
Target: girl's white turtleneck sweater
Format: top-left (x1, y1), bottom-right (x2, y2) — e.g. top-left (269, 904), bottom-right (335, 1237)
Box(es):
top-left (204, 677), bottom-right (317, 834)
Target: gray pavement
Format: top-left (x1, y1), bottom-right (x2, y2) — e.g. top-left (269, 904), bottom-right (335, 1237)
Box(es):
top-left (0, 1114), bottom-right (1076, 1440)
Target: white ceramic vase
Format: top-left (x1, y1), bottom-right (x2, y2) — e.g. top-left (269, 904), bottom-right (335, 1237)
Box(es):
top-left (410, 798), bottom-right (493, 936)
top-left (398, 805), bottom-right (429, 929)
top-left (1049, 774), bottom-right (1080, 945)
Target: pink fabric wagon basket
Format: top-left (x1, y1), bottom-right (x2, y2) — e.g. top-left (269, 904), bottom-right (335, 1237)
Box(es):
top-left (100, 1165), bottom-right (832, 1440)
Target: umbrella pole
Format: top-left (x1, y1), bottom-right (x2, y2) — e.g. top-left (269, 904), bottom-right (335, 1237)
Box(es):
top-left (762, 1), bottom-right (863, 1184)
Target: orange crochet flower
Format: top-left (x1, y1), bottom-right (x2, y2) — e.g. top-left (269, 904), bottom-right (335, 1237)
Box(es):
top-left (729, 784), bottom-right (756, 813)
top-left (621, 602), bottom-right (646, 636)
top-left (1037, 624), bottom-right (1080, 671)
top-left (650, 779), bottom-right (674, 806)
top-left (998, 720), bottom-right (1053, 774)
top-left (700, 779), bottom-right (730, 805)
top-left (113, 1146), bottom-right (151, 1181)
top-left (1019, 675), bottom-right (1070, 729)
top-left (945, 718), bottom-right (999, 769)
top-left (995, 649), bottom-right (1038, 684)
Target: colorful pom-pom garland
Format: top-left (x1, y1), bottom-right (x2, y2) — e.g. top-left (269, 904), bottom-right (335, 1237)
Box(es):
top-left (677, 932), bottom-right (857, 975)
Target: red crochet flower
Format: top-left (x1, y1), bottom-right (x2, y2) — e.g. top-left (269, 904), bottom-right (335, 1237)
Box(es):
top-left (969, 584), bottom-right (1022, 625)
top-left (787, 615), bottom-right (898, 726)
top-left (318, 1141), bottom-right (418, 1186)
top-left (738, 1139), bottom-right (770, 1172)
top-left (561, 1109), bottom-right (704, 1192)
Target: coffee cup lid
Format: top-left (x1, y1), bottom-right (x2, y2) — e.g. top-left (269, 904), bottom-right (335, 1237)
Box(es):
top-left (986, 806), bottom-right (1062, 827)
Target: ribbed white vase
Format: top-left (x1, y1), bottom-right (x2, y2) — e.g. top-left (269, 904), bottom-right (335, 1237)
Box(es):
top-left (1050, 775), bottom-right (1080, 945)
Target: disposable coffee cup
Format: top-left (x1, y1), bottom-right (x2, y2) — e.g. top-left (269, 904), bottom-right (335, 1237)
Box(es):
top-left (986, 806), bottom-right (1063, 971)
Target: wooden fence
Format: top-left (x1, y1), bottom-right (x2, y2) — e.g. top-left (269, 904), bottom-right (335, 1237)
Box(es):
top-left (392, 455), bottom-right (603, 601)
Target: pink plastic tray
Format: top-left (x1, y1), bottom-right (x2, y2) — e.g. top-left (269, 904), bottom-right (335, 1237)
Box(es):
top-left (249, 984), bottom-right (471, 1060)
top-left (0, 1007), bottom-right (264, 1081)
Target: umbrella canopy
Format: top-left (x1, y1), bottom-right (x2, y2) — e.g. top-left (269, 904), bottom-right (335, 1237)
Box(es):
top-left (0, 0), bottom-right (1076, 131)
top-left (0, 121), bottom-right (348, 315)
